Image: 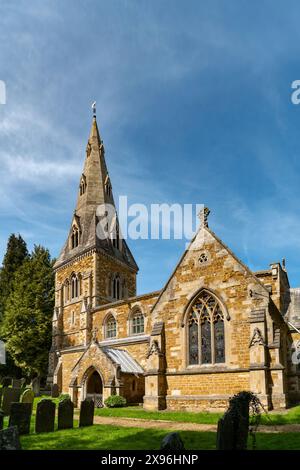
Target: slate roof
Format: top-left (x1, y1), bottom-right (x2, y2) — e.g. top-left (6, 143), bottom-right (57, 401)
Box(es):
top-left (102, 347), bottom-right (144, 374)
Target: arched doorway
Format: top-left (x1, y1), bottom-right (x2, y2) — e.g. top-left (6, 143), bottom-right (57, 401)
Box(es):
top-left (86, 370), bottom-right (103, 407)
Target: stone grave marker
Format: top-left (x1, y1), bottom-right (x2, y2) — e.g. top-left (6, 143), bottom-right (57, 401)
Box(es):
top-left (160, 432), bottom-right (185, 450)
top-left (79, 399), bottom-right (94, 427)
top-left (51, 383), bottom-right (59, 398)
top-left (12, 378), bottom-right (22, 389)
top-left (1, 377), bottom-right (12, 387)
top-left (21, 388), bottom-right (35, 412)
top-left (31, 377), bottom-right (40, 397)
top-left (2, 387), bottom-right (21, 415)
top-left (0, 426), bottom-right (22, 450)
top-left (35, 399), bottom-right (56, 433)
top-left (9, 402), bottom-right (32, 435)
top-left (216, 391), bottom-right (251, 450)
top-left (58, 398), bottom-right (74, 430)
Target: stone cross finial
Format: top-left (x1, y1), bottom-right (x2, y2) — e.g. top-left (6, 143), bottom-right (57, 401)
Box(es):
top-left (198, 206), bottom-right (210, 228)
top-left (91, 101), bottom-right (96, 117)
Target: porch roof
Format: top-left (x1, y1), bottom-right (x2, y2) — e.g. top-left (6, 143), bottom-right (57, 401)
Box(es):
top-left (103, 347), bottom-right (144, 374)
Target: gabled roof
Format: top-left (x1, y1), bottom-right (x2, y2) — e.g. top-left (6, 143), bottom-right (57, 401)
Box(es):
top-left (151, 223), bottom-right (269, 312)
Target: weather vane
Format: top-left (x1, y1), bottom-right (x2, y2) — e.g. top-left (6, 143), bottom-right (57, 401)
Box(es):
top-left (91, 101), bottom-right (96, 117)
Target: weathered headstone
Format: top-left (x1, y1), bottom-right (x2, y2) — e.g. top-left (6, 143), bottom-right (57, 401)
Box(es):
top-left (12, 378), bottom-right (22, 389)
top-left (0, 410), bottom-right (4, 430)
top-left (2, 387), bottom-right (21, 415)
top-left (216, 391), bottom-right (252, 450)
top-left (21, 388), bottom-right (35, 412)
top-left (35, 399), bottom-right (56, 433)
top-left (51, 383), bottom-right (59, 398)
top-left (31, 377), bottom-right (40, 397)
top-left (1, 377), bottom-right (12, 387)
top-left (79, 399), bottom-right (94, 427)
top-left (9, 402), bottom-right (32, 435)
top-left (0, 426), bottom-right (22, 450)
top-left (160, 432), bottom-right (185, 450)
top-left (58, 398), bottom-right (74, 430)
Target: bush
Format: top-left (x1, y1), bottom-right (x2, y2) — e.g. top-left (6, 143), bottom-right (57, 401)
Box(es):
top-left (59, 393), bottom-right (71, 402)
top-left (104, 395), bottom-right (127, 408)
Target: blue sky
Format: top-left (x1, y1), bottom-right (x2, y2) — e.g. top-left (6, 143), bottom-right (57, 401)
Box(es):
top-left (1, 0), bottom-right (300, 293)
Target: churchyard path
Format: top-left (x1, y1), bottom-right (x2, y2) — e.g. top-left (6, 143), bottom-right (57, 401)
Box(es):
top-left (87, 415), bottom-right (300, 433)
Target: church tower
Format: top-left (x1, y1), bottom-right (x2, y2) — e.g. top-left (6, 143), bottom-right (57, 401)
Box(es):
top-left (47, 109), bottom-right (138, 386)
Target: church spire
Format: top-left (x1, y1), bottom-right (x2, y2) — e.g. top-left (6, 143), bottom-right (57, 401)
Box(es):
top-left (54, 108), bottom-right (138, 274)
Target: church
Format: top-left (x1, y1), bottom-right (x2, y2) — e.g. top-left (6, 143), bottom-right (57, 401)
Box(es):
top-left (47, 113), bottom-right (300, 411)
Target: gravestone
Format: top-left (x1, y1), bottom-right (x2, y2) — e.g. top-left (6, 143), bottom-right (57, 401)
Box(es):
top-left (79, 399), bottom-right (94, 427)
top-left (21, 388), bottom-right (35, 412)
top-left (1, 377), bottom-right (12, 387)
top-left (160, 432), bottom-right (185, 450)
top-left (0, 410), bottom-right (4, 430)
top-left (35, 399), bottom-right (55, 433)
top-left (9, 402), bottom-right (32, 435)
top-left (31, 377), bottom-right (40, 397)
top-left (2, 387), bottom-right (21, 415)
top-left (0, 426), bottom-right (22, 450)
top-left (58, 398), bottom-right (74, 430)
top-left (216, 391), bottom-right (252, 450)
top-left (12, 378), bottom-right (22, 389)
top-left (51, 383), bottom-right (59, 398)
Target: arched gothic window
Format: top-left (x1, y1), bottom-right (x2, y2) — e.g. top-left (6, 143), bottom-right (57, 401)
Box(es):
top-left (106, 315), bottom-right (117, 339)
top-left (112, 274), bottom-right (121, 300)
top-left (64, 280), bottom-right (70, 303)
top-left (71, 273), bottom-right (79, 299)
top-left (80, 175), bottom-right (87, 196)
top-left (187, 290), bottom-right (225, 365)
top-left (71, 226), bottom-right (79, 249)
top-left (131, 309), bottom-right (144, 335)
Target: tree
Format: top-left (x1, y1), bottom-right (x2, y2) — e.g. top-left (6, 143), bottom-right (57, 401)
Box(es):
top-left (1, 245), bottom-right (54, 378)
top-left (0, 234), bottom-right (28, 322)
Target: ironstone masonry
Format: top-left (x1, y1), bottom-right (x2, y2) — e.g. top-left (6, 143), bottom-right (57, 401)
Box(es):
top-left (46, 115), bottom-right (300, 411)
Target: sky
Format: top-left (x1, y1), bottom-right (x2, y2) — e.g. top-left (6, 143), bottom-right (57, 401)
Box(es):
top-left (1, 0), bottom-right (300, 294)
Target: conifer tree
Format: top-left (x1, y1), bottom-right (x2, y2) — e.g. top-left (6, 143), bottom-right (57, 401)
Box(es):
top-left (1, 245), bottom-right (54, 377)
top-left (0, 234), bottom-right (28, 321)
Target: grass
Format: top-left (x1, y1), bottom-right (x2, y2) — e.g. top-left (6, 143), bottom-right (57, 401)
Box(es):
top-left (19, 424), bottom-right (300, 450)
top-left (4, 396), bottom-right (300, 450)
top-left (94, 406), bottom-right (222, 424)
top-left (94, 404), bottom-right (300, 426)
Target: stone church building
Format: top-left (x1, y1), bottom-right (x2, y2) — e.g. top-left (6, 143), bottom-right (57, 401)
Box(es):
top-left (47, 115), bottom-right (300, 411)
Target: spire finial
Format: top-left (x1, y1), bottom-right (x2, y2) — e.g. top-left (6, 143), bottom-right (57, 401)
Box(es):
top-left (198, 206), bottom-right (210, 228)
top-left (91, 101), bottom-right (96, 117)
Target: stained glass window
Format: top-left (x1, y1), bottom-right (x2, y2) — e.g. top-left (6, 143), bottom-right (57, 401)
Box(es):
top-left (188, 317), bottom-right (199, 364)
top-left (214, 317), bottom-right (225, 363)
top-left (201, 318), bottom-right (212, 363)
top-left (187, 290), bottom-right (225, 365)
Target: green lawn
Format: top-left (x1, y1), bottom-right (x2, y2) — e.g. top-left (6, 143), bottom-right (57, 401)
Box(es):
top-left (94, 404), bottom-right (300, 426)
top-left (19, 425), bottom-right (300, 450)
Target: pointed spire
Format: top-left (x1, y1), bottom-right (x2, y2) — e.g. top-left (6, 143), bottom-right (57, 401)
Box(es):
top-left (54, 110), bottom-right (138, 273)
top-left (89, 115), bottom-right (101, 143)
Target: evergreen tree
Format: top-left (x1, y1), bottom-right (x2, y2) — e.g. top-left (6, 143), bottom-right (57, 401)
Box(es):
top-left (0, 234), bottom-right (28, 321)
top-left (1, 245), bottom-right (54, 378)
